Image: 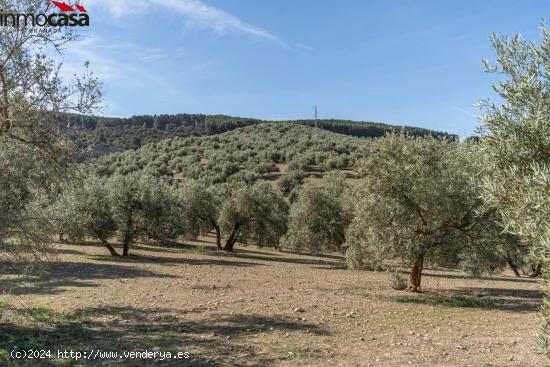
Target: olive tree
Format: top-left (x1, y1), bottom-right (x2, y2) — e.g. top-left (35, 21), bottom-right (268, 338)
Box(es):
top-left (477, 26), bottom-right (550, 355)
top-left (0, 0), bottom-right (102, 158)
top-left (459, 230), bottom-right (527, 277)
top-left (282, 172), bottom-right (353, 254)
top-left (0, 0), bottom-right (102, 269)
top-left (53, 176), bottom-right (119, 256)
top-left (107, 173), bottom-right (184, 256)
top-left (218, 182), bottom-right (289, 251)
top-left (141, 178), bottom-right (185, 246)
top-left (277, 170), bottom-right (306, 196)
top-left (345, 134), bottom-right (501, 291)
top-left (179, 181), bottom-right (223, 250)
top-left (0, 141), bottom-right (55, 271)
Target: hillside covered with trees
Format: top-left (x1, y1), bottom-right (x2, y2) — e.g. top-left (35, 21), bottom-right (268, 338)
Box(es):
top-left (93, 123), bottom-right (370, 186)
top-left (61, 112), bottom-right (456, 157)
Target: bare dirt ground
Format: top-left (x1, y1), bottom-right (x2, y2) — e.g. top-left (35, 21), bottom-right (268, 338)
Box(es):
top-left (0, 237), bottom-right (547, 366)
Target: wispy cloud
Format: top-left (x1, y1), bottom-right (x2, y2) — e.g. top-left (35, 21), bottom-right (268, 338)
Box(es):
top-left (294, 43), bottom-right (314, 52)
top-left (91, 0), bottom-right (288, 47)
top-left (454, 106), bottom-right (479, 119)
top-left (57, 36), bottom-right (201, 115)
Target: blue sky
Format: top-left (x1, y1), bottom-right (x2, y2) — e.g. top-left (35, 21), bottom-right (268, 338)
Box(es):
top-left (65, 0), bottom-right (549, 137)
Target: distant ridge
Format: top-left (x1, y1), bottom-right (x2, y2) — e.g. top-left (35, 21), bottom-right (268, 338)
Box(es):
top-left (57, 113), bottom-right (457, 158)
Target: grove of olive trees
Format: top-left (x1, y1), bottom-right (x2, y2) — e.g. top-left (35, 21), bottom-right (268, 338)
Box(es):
top-left (0, 4), bottom-right (548, 364)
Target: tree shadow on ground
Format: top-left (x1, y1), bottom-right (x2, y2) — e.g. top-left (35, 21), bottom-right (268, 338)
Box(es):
top-left (385, 288), bottom-right (541, 312)
top-left (56, 240), bottom-right (345, 269)
top-left (275, 249), bottom-right (345, 261)
top-left (126, 242), bottom-right (344, 269)
top-left (56, 240), bottom-right (211, 256)
top-left (455, 287), bottom-right (543, 301)
top-left (0, 305), bottom-right (330, 366)
top-left (226, 250), bottom-right (344, 269)
top-left (55, 241), bottom-right (264, 268)
top-left (90, 253), bottom-right (262, 268)
top-left (421, 271), bottom-right (539, 284)
top-left (386, 268), bottom-right (538, 283)
top-left (0, 261), bottom-right (178, 296)
top-left (51, 247), bottom-right (88, 256)
top-left (133, 243), bottom-right (216, 254)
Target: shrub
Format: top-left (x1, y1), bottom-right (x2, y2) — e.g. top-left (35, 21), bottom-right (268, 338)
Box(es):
top-left (387, 269), bottom-right (407, 290)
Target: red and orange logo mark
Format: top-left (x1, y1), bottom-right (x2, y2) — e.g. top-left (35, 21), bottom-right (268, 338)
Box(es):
top-left (45, 1), bottom-right (88, 13)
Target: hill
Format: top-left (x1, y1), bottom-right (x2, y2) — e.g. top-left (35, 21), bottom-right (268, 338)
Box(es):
top-left (94, 123), bottom-right (370, 186)
top-left (60, 113), bottom-right (456, 157)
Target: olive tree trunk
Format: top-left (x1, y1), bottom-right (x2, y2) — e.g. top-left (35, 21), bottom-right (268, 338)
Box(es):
top-left (223, 224), bottom-right (241, 252)
top-left (408, 253), bottom-right (424, 292)
top-left (101, 239), bottom-right (120, 256)
top-left (122, 215), bottom-right (133, 256)
top-left (213, 223), bottom-right (222, 251)
top-left (122, 239), bottom-right (130, 256)
top-left (504, 256), bottom-right (521, 277)
top-left (530, 263), bottom-right (542, 278)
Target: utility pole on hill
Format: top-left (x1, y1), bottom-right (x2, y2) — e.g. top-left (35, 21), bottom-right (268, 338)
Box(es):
top-left (314, 105), bottom-right (318, 129)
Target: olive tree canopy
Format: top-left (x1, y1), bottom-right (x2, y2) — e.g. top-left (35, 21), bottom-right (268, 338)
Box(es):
top-left (477, 25), bottom-right (550, 355)
top-left (0, 0), bottom-right (102, 270)
top-left (282, 172), bottom-right (353, 254)
top-left (346, 134), bottom-right (507, 291)
top-left (0, 0), bottom-right (102, 159)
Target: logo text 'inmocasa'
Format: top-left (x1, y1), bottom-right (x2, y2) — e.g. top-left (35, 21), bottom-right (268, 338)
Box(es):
top-left (0, 1), bottom-right (89, 27)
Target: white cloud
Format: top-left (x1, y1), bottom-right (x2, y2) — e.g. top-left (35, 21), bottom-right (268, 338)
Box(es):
top-left (90, 0), bottom-right (287, 47)
top-left (453, 106), bottom-right (479, 119)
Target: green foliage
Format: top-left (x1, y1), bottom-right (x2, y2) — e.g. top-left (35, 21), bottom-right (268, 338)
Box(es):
top-left (106, 173), bottom-right (150, 252)
top-left (459, 232), bottom-right (526, 277)
top-left (277, 170), bottom-right (307, 196)
top-left (53, 175), bottom-right (117, 244)
top-left (287, 157), bottom-right (311, 172)
top-left (477, 25), bottom-right (550, 356)
top-left (54, 172), bottom-right (185, 254)
top-left (180, 180), bottom-right (289, 251)
top-left (254, 161), bottom-right (278, 175)
top-left (0, 1), bottom-right (103, 160)
top-left (345, 134), bottom-right (509, 290)
top-left (386, 269), bottom-right (407, 290)
top-left (61, 112), bottom-right (454, 158)
top-left (179, 181), bottom-right (220, 238)
top-left (478, 28), bottom-right (550, 245)
top-left (0, 300), bottom-right (8, 311)
top-left (108, 174), bottom-right (185, 253)
top-left (141, 178), bottom-right (185, 245)
top-left (0, 142), bottom-right (56, 272)
top-left (93, 123), bottom-right (368, 186)
top-left (219, 182), bottom-right (289, 250)
top-left (282, 172), bottom-right (352, 254)
top-left (0, 8), bottom-right (102, 271)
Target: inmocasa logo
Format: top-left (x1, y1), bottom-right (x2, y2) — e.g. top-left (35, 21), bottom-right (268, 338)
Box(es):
top-left (0, 1), bottom-right (90, 27)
